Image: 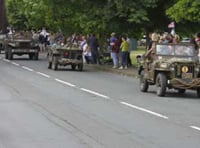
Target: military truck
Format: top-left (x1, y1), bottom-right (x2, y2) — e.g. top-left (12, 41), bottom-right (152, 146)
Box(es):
top-left (47, 45), bottom-right (83, 71)
top-left (137, 43), bottom-right (200, 97)
top-left (4, 34), bottom-right (39, 60)
top-left (0, 34), bottom-right (7, 53)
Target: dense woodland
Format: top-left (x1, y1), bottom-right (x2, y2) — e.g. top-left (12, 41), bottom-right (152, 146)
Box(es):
top-left (0, 0), bottom-right (200, 38)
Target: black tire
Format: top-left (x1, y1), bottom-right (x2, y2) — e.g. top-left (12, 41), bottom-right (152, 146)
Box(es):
top-left (29, 54), bottom-right (33, 60)
top-left (52, 56), bottom-right (58, 70)
top-left (197, 88), bottom-right (200, 98)
top-left (140, 70), bottom-right (149, 92)
top-left (77, 63), bottom-right (83, 71)
top-left (8, 49), bottom-right (13, 60)
top-left (71, 64), bottom-right (76, 70)
top-left (33, 53), bottom-right (39, 60)
top-left (5, 52), bottom-right (8, 59)
top-left (177, 89), bottom-right (186, 94)
top-left (48, 62), bottom-right (52, 69)
top-left (156, 73), bottom-right (167, 97)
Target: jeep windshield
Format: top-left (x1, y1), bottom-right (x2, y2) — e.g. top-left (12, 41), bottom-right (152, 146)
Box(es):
top-left (156, 43), bottom-right (195, 57)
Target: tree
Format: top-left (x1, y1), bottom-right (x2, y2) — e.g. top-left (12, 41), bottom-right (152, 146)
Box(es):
top-left (166, 0), bottom-right (200, 36)
top-left (166, 0), bottom-right (200, 22)
top-left (0, 0), bottom-right (8, 33)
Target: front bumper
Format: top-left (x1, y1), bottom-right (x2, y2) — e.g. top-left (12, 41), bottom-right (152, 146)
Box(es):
top-left (12, 49), bottom-right (38, 53)
top-left (58, 58), bottom-right (82, 65)
top-left (169, 78), bottom-right (200, 89)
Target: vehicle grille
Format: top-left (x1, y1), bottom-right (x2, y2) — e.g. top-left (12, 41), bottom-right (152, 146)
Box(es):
top-left (175, 64), bottom-right (194, 78)
top-left (19, 42), bottom-right (31, 48)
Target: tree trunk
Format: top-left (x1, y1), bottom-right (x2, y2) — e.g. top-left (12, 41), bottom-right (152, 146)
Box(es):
top-left (0, 0), bottom-right (8, 33)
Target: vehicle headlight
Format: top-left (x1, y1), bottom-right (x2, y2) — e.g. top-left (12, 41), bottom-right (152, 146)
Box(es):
top-left (195, 67), bottom-right (200, 72)
top-left (170, 67), bottom-right (175, 71)
top-left (160, 63), bottom-right (168, 68)
top-left (15, 42), bottom-right (19, 47)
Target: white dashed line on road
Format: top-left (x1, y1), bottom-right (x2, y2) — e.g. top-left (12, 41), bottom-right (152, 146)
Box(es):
top-left (190, 126), bottom-right (200, 131)
top-left (80, 88), bottom-right (110, 99)
top-left (12, 62), bottom-right (20, 66)
top-left (120, 101), bottom-right (169, 119)
top-left (3, 59), bottom-right (10, 62)
top-left (22, 66), bottom-right (34, 72)
top-left (55, 78), bottom-right (76, 87)
top-left (36, 72), bottom-right (50, 78)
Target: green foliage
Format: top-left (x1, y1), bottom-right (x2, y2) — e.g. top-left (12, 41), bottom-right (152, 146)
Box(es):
top-left (5, 0), bottom-right (199, 38)
top-left (166, 0), bottom-right (200, 22)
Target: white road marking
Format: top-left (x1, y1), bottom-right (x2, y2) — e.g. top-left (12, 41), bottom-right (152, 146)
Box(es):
top-left (55, 78), bottom-right (76, 87)
top-left (12, 62), bottom-right (20, 66)
top-left (22, 66), bottom-right (34, 72)
top-left (36, 72), bottom-right (50, 78)
top-left (120, 101), bottom-right (169, 119)
top-left (3, 59), bottom-right (10, 62)
top-left (80, 88), bottom-right (110, 99)
top-left (190, 126), bottom-right (200, 131)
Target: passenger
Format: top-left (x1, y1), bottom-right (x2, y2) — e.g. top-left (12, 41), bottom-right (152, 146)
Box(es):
top-left (173, 34), bottom-right (180, 44)
top-left (195, 32), bottom-right (200, 48)
top-left (195, 32), bottom-right (200, 61)
top-left (145, 33), bottom-right (159, 59)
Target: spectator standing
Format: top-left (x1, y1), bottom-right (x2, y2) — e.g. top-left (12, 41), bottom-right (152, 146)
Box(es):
top-left (80, 36), bottom-right (92, 64)
top-left (110, 32), bottom-right (119, 68)
top-left (89, 34), bottom-right (99, 64)
top-left (119, 36), bottom-right (129, 69)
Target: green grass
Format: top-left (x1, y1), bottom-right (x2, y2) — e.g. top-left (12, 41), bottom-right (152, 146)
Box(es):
top-left (130, 46), bottom-right (146, 67)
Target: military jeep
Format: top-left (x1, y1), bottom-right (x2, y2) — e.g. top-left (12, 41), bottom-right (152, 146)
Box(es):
top-left (47, 45), bottom-right (83, 71)
top-left (4, 35), bottom-right (39, 60)
top-left (0, 34), bottom-right (7, 53)
top-left (137, 43), bottom-right (200, 97)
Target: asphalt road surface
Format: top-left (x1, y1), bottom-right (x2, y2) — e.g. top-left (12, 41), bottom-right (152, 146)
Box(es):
top-left (0, 53), bottom-right (199, 148)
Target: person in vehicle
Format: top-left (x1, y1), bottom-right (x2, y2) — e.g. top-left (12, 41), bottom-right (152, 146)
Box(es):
top-left (145, 33), bottom-right (159, 59)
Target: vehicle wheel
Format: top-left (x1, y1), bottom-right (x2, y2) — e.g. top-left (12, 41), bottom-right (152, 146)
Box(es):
top-left (29, 54), bottom-right (33, 60)
top-left (197, 88), bottom-right (200, 98)
top-left (8, 50), bottom-right (13, 60)
top-left (140, 70), bottom-right (149, 92)
top-left (177, 89), bottom-right (186, 94)
top-left (33, 53), bottom-right (39, 60)
top-left (52, 56), bottom-right (58, 70)
top-left (77, 63), bottom-right (83, 71)
top-left (71, 64), bottom-right (76, 70)
top-left (5, 52), bottom-right (8, 59)
top-left (156, 73), bottom-right (167, 97)
top-left (48, 62), bottom-right (52, 69)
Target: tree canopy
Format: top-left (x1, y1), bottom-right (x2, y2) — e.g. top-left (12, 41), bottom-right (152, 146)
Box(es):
top-left (4, 0), bottom-right (200, 37)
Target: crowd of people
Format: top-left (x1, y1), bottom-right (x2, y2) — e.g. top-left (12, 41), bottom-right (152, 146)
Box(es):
top-left (31, 29), bottom-right (136, 69)
top-left (7, 27), bottom-right (200, 69)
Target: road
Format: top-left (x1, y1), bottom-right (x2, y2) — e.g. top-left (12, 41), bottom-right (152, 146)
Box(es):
top-left (0, 53), bottom-right (199, 148)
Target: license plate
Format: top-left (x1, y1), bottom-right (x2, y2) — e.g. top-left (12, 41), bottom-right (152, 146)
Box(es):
top-left (182, 73), bottom-right (192, 79)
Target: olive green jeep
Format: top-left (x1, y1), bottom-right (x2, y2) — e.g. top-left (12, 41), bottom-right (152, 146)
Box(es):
top-left (137, 43), bottom-right (200, 97)
top-left (47, 45), bottom-right (83, 71)
top-left (4, 35), bottom-right (39, 60)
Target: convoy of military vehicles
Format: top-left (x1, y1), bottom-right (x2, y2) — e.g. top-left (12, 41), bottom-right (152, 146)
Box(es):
top-left (1, 32), bottom-right (200, 97)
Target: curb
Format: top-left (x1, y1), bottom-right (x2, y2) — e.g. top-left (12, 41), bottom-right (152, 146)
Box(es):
top-left (85, 64), bottom-right (138, 78)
